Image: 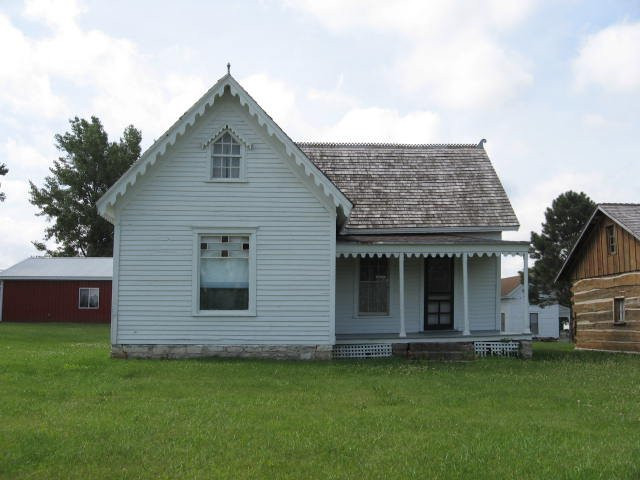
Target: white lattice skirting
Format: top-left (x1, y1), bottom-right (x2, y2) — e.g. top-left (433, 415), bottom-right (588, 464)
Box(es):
top-left (474, 341), bottom-right (520, 357)
top-left (332, 343), bottom-right (392, 359)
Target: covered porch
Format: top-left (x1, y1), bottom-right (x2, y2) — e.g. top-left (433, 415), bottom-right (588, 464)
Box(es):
top-left (334, 235), bottom-right (531, 341)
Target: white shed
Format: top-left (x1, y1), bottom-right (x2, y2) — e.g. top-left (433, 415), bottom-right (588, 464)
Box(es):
top-left (501, 276), bottom-right (571, 339)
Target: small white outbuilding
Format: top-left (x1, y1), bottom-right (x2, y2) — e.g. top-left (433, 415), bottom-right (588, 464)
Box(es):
top-left (500, 276), bottom-right (571, 339)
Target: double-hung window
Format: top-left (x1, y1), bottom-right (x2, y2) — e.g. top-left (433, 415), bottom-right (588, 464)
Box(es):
top-left (196, 230), bottom-right (256, 315)
top-left (358, 257), bottom-right (390, 315)
top-left (211, 132), bottom-right (242, 180)
top-left (79, 288), bottom-right (99, 309)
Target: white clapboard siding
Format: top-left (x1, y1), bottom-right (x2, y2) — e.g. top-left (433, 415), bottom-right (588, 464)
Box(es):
top-left (468, 255), bottom-right (498, 330)
top-left (336, 255), bottom-right (497, 334)
top-left (115, 92), bottom-right (333, 345)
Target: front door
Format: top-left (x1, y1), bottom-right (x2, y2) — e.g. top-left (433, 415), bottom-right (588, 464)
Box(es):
top-left (424, 257), bottom-right (454, 330)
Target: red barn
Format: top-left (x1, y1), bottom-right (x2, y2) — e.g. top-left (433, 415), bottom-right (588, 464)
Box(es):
top-left (0, 257), bottom-right (112, 323)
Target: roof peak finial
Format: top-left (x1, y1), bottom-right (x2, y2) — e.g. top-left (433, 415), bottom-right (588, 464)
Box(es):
top-left (227, 62), bottom-right (231, 75)
top-left (478, 138), bottom-right (487, 148)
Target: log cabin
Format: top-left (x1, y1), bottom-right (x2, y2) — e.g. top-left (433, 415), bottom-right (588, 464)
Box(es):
top-left (556, 203), bottom-right (640, 353)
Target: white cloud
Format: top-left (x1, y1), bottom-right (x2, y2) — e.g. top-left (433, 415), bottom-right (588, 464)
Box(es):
top-left (3, 138), bottom-right (50, 170)
top-left (240, 73), bottom-right (299, 128)
top-left (0, 14), bottom-right (67, 117)
top-left (316, 107), bottom-right (440, 143)
top-left (573, 21), bottom-right (640, 93)
top-left (0, 0), bottom-right (207, 140)
top-left (0, 0), bottom-right (210, 268)
top-left (23, 0), bottom-right (85, 30)
top-left (0, 179), bottom-right (47, 269)
top-left (285, 0), bottom-right (536, 108)
top-left (286, 0), bottom-right (535, 34)
top-left (307, 74), bottom-right (357, 110)
top-left (580, 113), bottom-right (627, 129)
top-left (397, 32), bottom-right (532, 109)
top-left (239, 72), bottom-right (440, 142)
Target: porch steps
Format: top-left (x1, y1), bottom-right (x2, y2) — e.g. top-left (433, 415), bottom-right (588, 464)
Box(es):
top-left (393, 342), bottom-right (475, 361)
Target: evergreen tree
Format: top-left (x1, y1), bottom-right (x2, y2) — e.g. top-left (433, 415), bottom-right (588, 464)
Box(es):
top-left (29, 116), bottom-right (141, 256)
top-left (529, 191), bottom-right (596, 306)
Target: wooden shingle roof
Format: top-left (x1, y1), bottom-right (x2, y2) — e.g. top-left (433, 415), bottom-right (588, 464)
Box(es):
top-left (298, 142), bottom-right (519, 233)
top-left (599, 203), bottom-right (640, 240)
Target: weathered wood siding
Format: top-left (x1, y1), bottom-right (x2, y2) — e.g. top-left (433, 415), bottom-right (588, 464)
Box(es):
top-left (572, 272), bottom-right (640, 352)
top-left (570, 215), bottom-right (640, 281)
top-left (114, 92), bottom-right (334, 345)
top-left (335, 255), bottom-right (498, 334)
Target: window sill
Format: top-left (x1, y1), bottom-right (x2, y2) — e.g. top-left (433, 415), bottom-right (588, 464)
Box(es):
top-left (613, 321), bottom-right (626, 326)
top-left (193, 310), bottom-right (256, 317)
top-left (203, 179), bottom-right (248, 184)
top-left (352, 314), bottom-right (392, 319)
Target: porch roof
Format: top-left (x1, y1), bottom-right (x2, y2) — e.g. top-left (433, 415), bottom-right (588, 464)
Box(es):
top-left (299, 142), bottom-right (520, 233)
top-left (336, 234), bottom-right (529, 257)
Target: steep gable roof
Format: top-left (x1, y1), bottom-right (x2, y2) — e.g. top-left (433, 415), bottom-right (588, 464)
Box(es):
top-left (298, 142), bottom-right (519, 233)
top-left (96, 74), bottom-right (352, 223)
top-left (556, 203), bottom-right (640, 281)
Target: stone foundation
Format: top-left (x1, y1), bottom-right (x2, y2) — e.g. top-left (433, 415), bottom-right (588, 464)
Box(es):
top-left (111, 344), bottom-right (332, 360)
top-left (392, 340), bottom-right (533, 360)
top-left (392, 342), bottom-right (475, 361)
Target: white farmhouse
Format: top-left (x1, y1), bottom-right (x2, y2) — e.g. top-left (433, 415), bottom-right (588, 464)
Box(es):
top-left (97, 71), bottom-right (532, 360)
top-left (500, 276), bottom-right (571, 340)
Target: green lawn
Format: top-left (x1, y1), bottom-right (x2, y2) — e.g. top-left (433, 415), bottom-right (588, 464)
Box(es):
top-left (1, 324), bottom-right (639, 479)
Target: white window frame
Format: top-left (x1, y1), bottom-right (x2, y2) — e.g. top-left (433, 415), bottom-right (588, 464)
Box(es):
top-left (354, 256), bottom-right (391, 317)
top-left (206, 129), bottom-right (247, 183)
top-left (192, 227), bottom-right (257, 317)
top-left (78, 287), bottom-right (99, 310)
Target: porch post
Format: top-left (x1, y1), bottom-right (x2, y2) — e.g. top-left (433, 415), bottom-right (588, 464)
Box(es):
top-left (495, 254), bottom-right (502, 331)
top-left (523, 251), bottom-right (531, 334)
top-left (399, 254), bottom-right (406, 337)
top-left (462, 253), bottom-right (470, 335)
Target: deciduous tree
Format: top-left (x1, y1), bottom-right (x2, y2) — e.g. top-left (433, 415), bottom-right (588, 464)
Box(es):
top-left (29, 116), bottom-right (141, 256)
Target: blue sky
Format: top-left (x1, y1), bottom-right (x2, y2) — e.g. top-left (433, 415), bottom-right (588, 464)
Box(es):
top-left (1, 0), bottom-right (639, 275)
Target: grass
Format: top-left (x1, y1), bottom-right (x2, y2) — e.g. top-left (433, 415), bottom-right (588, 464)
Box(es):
top-left (1, 324), bottom-right (639, 479)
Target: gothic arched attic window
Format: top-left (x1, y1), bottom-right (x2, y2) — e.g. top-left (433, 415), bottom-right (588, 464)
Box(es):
top-left (211, 131), bottom-right (243, 180)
